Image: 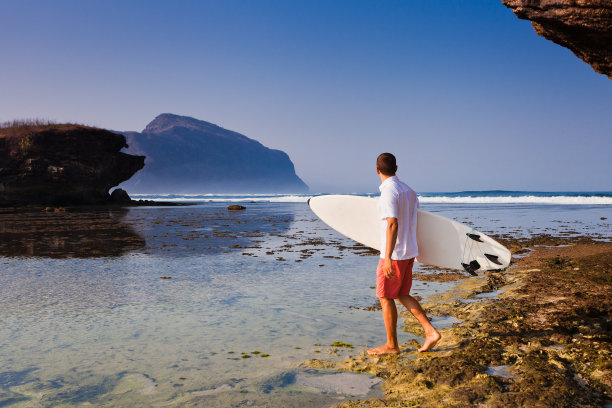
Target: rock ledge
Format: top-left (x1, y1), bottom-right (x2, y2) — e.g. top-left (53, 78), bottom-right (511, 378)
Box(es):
top-left (503, 0), bottom-right (612, 78)
top-left (0, 124), bottom-right (145, 205)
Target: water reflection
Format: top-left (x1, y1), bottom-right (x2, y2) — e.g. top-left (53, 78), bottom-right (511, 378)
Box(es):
top-left (126, 204), bottom-right (296, 257)
top-left (0, 204), bottom-right (296, 259)
top-left (0, 208), bottom-right (145, 258)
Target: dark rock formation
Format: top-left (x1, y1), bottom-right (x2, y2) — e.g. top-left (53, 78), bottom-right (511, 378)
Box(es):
top-left (502, 0), bottom-right (612, 78)
top-left (227, 204), bottom-right (246, 211)
top-left (0, 124), bottom-right (145, 205)
top-left (110, 188), bottom-right (132, 203)
top-left (119, 113), bottom-right (308, 193)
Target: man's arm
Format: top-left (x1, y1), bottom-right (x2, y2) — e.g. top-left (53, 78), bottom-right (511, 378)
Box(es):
top-left (383, 217), bottom-right (398, 279)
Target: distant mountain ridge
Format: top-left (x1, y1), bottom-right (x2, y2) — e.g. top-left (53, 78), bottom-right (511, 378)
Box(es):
top-left (119, 113), bottom-right (308, 193)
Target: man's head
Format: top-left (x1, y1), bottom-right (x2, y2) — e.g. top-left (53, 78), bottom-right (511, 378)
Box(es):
top-left (376, 153), bottom-right (397, 176)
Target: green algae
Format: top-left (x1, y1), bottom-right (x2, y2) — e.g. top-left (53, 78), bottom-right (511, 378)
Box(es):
top-left (330, 341), bottom-right (354, 348)
top-left (309, 239), bottom-right (612, 408)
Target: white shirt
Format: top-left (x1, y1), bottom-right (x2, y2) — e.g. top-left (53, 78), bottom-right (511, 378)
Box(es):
top-left (378, 176), bottom-right (419, 260)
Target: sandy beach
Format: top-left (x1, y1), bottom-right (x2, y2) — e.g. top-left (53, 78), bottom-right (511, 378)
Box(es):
top-left (304, 234), bottom-right (611, 407)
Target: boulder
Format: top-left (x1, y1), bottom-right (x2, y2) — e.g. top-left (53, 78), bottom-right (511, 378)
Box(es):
top-left (110, 188), bottom-right (132, 203)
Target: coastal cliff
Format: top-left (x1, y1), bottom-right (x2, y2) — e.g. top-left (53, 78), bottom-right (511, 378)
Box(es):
top-left (502, 0), bottom-right (612, 78)
top-left (120, 113), bottom-right (309, 193)
top-left (0, 123), bottom-right (145, 205)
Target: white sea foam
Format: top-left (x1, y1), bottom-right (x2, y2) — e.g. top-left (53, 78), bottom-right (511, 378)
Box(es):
top-left (418, 196), bottom-right (612, 205)
top-left (130, 194), bottom-right (312, 203)
top-left (129, 193), bottom-right (612, 205)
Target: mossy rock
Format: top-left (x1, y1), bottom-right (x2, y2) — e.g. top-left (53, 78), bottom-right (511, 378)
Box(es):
top-left (330, 341), bottom-right (354, 348)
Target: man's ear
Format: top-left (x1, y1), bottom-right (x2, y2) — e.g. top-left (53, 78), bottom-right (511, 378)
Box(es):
top-left (376, 168), bottom-right (380, 175)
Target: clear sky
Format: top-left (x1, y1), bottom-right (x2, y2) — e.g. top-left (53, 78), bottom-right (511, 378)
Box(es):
top-left (1, 0), bottom-right (610, 193)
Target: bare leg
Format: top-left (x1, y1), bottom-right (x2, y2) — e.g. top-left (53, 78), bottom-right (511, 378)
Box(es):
top-left (367, 297), bottom-right (400, 355)
top-left (397, 295), bottom-right (441, 352)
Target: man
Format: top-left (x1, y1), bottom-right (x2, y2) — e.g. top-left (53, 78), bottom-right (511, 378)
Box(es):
top-left (367, 153), bottom-right (441, 355)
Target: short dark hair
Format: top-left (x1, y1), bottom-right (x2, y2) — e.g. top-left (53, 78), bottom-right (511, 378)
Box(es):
top-left (377, 153), bottom-right (397, 176)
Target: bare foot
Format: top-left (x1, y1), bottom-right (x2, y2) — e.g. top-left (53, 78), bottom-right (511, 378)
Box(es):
top-left (418, 330), bottom-right (441, 352)
top-left (367, 345), bottom-right (400, 355)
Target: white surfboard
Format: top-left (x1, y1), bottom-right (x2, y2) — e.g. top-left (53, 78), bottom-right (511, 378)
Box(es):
top-left (308, 195), bottom-right (511, 274)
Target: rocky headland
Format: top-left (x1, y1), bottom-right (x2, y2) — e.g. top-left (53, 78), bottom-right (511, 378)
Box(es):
top-left (0, 122), bottom-right (145, 206)
top-left (119, 113), bottom-right (309, 194)
top-left (503, 0), bottom-right (612, 78)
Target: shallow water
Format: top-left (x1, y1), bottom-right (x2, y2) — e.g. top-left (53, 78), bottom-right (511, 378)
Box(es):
top-left (424, 202), bottom-right (611, 240)
top-left (0, 203), bottom-right (448, 407)
top-left (0, 202), bottom-right (609, 407)
top-left (485, 365), bottom-right (517, 379)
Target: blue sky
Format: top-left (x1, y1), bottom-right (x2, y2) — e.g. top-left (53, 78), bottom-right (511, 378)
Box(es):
top-left (1, 0), bottom-right (610, 193)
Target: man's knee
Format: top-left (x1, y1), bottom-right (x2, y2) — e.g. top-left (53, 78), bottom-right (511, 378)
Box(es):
top-left (379, 297), bottom-right (396, 305)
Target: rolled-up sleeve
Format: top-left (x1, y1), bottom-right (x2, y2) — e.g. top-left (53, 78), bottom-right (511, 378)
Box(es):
top-left (379, 189), bottom-right (398, 220)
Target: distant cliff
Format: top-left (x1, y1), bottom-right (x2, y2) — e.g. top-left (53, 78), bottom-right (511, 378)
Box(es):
top-left (0, 122), bottom-right (145, 205)
top-left (119, 113), bottom-right (308, 193)
top-left (503, 0), bottom-right (612, 78)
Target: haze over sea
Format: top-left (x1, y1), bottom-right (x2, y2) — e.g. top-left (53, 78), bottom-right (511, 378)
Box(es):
top-left (1, 191), bottom-right (610, 407)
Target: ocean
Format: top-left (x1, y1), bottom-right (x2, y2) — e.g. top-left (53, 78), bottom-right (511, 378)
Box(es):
top-left (131, 190), bottom-right (612, 205)
top-left (0, 191), bottom-right (610, 407)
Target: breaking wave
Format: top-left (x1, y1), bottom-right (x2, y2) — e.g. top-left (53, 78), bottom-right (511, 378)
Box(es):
top-left (129, 191), bottom-right (612, 205)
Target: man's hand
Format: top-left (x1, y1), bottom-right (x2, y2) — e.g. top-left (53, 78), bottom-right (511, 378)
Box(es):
top-left (383, 257), bottom-right (395, 279)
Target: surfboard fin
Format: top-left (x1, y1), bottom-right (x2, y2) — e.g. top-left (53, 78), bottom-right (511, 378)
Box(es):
top-left (467, 233), bottom-right (483, 242)
top-left (462, 260), bottom-right (480, 276)
top-left (485, 253), bottom-right (502, 265)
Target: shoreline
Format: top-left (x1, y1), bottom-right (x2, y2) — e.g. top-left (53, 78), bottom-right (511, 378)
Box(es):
top-left (0, 200), bottom-right (197, 212)
top-left (303, 235), bottom-right (611, 407)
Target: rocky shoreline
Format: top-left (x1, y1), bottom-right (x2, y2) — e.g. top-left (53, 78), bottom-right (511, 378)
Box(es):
top-left (303, 235), bottom-right (611, 407)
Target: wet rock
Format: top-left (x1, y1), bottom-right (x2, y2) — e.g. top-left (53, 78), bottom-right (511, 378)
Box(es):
top-left (258, 371), bottom-right (296, 394)
top-left (296, 372), bottom-right (382, 396)
top-left (228, 205), bottom-right (246, 211)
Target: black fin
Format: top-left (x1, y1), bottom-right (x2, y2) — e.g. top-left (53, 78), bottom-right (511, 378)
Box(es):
top-left (467, 233), bottom-right (483, 242)
top-left (462, 260), bottom-right (480, 276)
top-left (485, 253), bottom-right (502, 265)
top-left (307, 198), bottom-right (311, 206)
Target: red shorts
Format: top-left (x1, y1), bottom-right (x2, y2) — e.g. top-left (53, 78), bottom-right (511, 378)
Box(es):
top-left (376, 258), bottom-right (414, 299)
